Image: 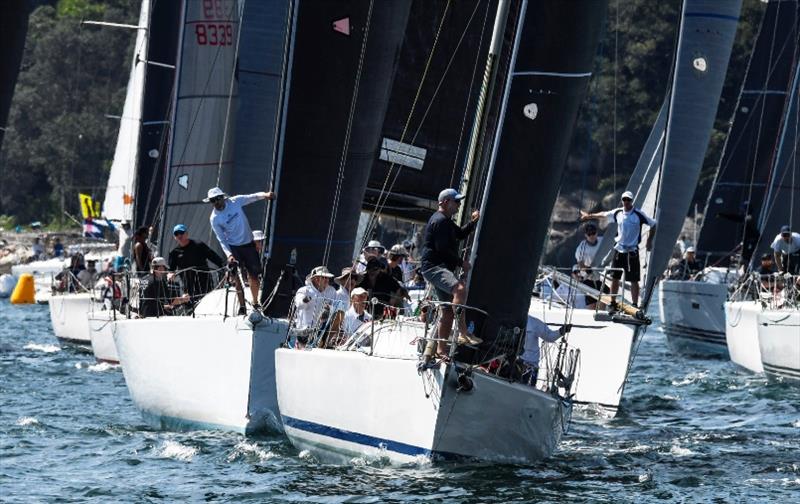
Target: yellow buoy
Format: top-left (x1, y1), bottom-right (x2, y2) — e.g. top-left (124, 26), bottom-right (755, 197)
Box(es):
top-left (10, 273), bottom-right (36, 304)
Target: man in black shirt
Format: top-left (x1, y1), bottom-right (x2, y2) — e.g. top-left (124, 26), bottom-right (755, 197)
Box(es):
top-left (167, 224), bottom-right (225, 304)
top-left (420, 188), bottom-right (482, 355)
top-left (139, 257), bottom-right (190, 318)
top-left (357, 257), bottom-right (406, 308)
top-left (671, 247), bottom-right (702, 280)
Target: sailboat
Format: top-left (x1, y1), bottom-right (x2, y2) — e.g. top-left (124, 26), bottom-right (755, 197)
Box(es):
top-left (660, 0), bottom-right (798, 358)
top-left (533, 0), bottom-right (742, 415)
top-left (276, 0), bottom-right (606, 463)
top-left (113, 0), bottom-right (411, 433)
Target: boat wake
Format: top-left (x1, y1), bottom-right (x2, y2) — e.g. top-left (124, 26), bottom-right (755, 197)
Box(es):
top-left (23, 343), bottom-right (60, 354)
top-left (226, 441), bottom-right (275, 463)
top-left (155, 440), bottom-right (198, 462)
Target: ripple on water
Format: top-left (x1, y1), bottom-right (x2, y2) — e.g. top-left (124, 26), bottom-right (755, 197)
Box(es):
top-left (154, 440), bottom-right (198, 462)
top-left (15, 416), bottom-right (39, 426)
top-left (22, 343), bottom-right (60, 354)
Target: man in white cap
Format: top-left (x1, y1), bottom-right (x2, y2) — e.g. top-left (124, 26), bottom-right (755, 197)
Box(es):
top-left (293, 265), bottom-right (337, 331)
top-left (206, 186), bottom-right (275, 312)
top-left (672, 246), bottom-right (701, 280)
top-left (580, 190), bottom-right (656, 307)
top-left (343, 286), bottom-right (372, 336)
top-left (355, 240), bottom-right (387, 273)
top-left (771, 225), bottom-right (800, 274)
top-left (138, 256), bottom-right (190, 318)
top-left (420, 188), bottom-right (482, 357)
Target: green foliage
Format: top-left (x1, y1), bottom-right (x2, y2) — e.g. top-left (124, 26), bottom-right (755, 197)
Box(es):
top-left (0, 2), bottom-right (137, 224)
top-left (0, 215), bottom-right (16, 230)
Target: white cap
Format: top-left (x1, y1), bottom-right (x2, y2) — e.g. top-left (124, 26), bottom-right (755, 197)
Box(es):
top-left (151, 256), bottom-right (167, 268)
top-left (350, 287), bottom-right (368, 298)
top-left (621, 190), bottom-right (634, 201)
top-left (364, 240), bottom-right (385, 252)
top-left (203, 186), bottom-right (227, 202)
top-left (685, 246), bottom-right (695, 254)
top-left (438, 188), bottom-right (465, 203)
top-left (252, 230), bottom-right (265, 241)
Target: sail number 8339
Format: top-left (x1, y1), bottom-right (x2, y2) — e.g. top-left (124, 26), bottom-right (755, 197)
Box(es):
top-left (194, 0), bottom-right (234, 46)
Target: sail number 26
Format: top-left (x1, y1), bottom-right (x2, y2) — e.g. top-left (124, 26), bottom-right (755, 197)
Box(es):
top-left (195, 0), bottom-right (234, 46)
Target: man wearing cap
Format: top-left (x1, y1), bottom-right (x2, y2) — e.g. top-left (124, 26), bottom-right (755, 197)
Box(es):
top-left (387, 244), bottom-right (408, 283)
top-left (420, 188), bottom-right (482, 354)
top-left (168, 224), bottom-right (225, 303)
top-left (357, 257), bottom-right (407, 308)
top-left (355, 240), bottom-right (388, 274)
top-left (580, 190), bottom-right (656, 307)
top-left (206, 186), bottom-right (275, 310)
top-left (138, 257), bottom-right (190, 318)
top-left (343, 287), bottom-right (372, 337)
top-left (672, 246), bottom-right (702, 280)
top-left (293, 266), bottom-right (337, 331)
top-left (770, 225), bottom-right (800, 274)
top-left (333, 266), bottom-right (362, 309)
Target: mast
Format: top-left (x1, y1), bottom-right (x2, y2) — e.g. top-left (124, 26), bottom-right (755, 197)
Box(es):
top-left (462, 0), bottom-right (607, 355)
top-left (695, 0), bottom-right (799, 266)
top-left (642, 0), bottom-right (743, 308)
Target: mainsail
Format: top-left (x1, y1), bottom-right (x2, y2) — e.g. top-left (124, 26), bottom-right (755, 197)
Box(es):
top-left (643, 0), bottom-right (743, 306)
top-left (464, 0), bottom-right (607, 349)
top-left (0, 0), bottom-right (28, 151)
top-left (231, 0), bottom-right (292, 227)
top-left (134, 0), bottom-right (182, 231)
top-left (363, 0), bottom-right (497, 222)
top-left (103, 0), bottom-right (150, 223)
top-left (264, 0), bottom-right (411, 315)
top-left (695, 0), bottom-right (799, 266)
top-left (158, 0), bottom-right (241, 255)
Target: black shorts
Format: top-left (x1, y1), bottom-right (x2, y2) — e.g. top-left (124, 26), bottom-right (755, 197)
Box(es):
top-left (230, 242), bottom-right (262, 278)
top-left (611, 250), bottom-right (641, 282)
top-left (582, 278), bottom-right (608, 305)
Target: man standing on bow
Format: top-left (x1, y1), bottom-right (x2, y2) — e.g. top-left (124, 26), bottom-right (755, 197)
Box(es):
top-left (580, 190), bottom-right (656, 307)
top-left (206, 186), bottom-right (275, 314)
top-left (420, 188), bottom-right (482, 358)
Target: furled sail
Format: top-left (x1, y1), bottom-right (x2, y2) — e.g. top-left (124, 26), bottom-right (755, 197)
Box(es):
top-left (695, 0), bottom-right (799, 266)
top-left (263, 0), bottom-right (411, 315)
top-left (103, 0), bottom-right (150, 223)
top-left (751, 59), bottom-right (800, 261)
top-left (463, 0), bottom-right (607, 350)
top-left (231, 0), bottom-right (292, 227)
top-left (643, 0), bottom-right (743, 306)
top-left (363, 0), bottom-right (498, 223)
top-left (158, 0), bottom-right (241, 255)
top-left (134, 0), bottom-right (182, 231)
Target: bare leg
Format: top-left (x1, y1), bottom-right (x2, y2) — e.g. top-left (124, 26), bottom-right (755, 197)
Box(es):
top-left (248, 273), bottom-right (261, 305)
top-left (452, 282), bottom-right (469, 336)
top-left (610, 278), bottom-right (620, 303)
top-left (231, 272), bottom-right (246, 310)
top-left (437, 307), bottom-right (454, 355)
top-left (631, 281), bottom-right (640, 306)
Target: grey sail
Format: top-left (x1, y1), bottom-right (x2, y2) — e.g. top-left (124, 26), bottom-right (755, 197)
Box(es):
top-left (231, 0), bottom-right (292, 228)
top-left (0, 0), bottom-right (28, 151)
top-left (642, 0), bottom-right (743, 307)
top-left (158, 0), bottom-right (241, 256)
top-left (592, 100), bottom-right (668, 267)
top-left (751, 61), bottom-right (800, 261)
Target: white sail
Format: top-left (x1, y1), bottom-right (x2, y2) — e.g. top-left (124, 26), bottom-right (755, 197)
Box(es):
top-left (103, 0), bottom-right (150, 222)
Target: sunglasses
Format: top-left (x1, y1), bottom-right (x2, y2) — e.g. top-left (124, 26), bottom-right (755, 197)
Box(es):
top-left (621, 198), bottom-right (633, 202)
top-left (173, 231), bottom-right (185, 236)
top-left (210, 196), bottom-right (224, 203)
top-left (585, 230), bottom-right (597, 236)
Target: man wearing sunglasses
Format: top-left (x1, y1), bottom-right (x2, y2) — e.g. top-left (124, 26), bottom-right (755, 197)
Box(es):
top-left (206, 186), bottom-right (276, 313)
top-left (580, 190), bottom-right (656, 307)
top-left (168, 223), bottom-right (225, 303)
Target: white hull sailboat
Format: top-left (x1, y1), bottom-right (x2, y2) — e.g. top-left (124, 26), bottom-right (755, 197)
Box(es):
top-left (724, 300), bottom-right (764, 373)
top-left (48, 292), bottom-right (95, 349)
top-left (88, 308), bottom-right (120, 364)
top-left (276, 320), bottom-right (568, 463)
top-left (757, 309), bottom-right (800, 384)
top-left (659, 275), bottom-right (730, 358)
top-left (114, 287), bottom-right (288, 433)
top-left (529, 297), bottom-right (635, 416)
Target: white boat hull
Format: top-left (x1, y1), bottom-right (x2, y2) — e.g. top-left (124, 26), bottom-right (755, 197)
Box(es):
top-left (529, 298), bottom-right (636, 416)
top-left (757, 309), bottom-right (800, 384)
top-left (88, 309), bottom-right (120, 364)
top-left (659, 280), bottom-right (728, 357)
top-left (48, 292), bottom-right (94, 349)
top-left (114, 313), bottom-right (288, 434)
top-left (276, 322), bottom-right (566, 464)
top-left (724, 301), bottom-right (763, 373)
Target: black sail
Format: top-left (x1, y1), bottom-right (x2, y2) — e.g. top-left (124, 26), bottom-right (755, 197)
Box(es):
top-left (464, 0), bottom-right (606, 351)
top-left (695, 0), bottom-right (799, 265)
top-left (264, 0), bottom-right (411, 315)
top-left (0, 0), bottom-right (28, 150)
top-left (363, 0), bottom-right (497, 222)
top-left (134, 0), bottom-right (182, 230)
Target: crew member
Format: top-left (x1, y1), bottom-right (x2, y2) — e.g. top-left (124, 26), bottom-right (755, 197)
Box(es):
top-left (580, 190), bottom-right (656, 307)
top-left (771, 225), bottom-right (800, 274)
top-left (520, 315), bottom-right (569, 385)
top-left (575, 222), bottom-right (604, 307)
top-left (168, 224), bottom-right (225, 303)
top-left (138, 257), bottom-right (190, 318)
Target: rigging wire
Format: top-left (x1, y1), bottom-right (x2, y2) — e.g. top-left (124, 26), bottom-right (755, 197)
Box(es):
top-left (217, 0), bottom-right (246, 186)
top-left (612, 0), bottom-right (619, 196)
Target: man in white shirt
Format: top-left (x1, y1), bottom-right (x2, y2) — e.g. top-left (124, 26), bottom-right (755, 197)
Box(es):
top-left (580, 190), bottom-right (656, 307)
top-left (520, 315), bottom-right (569, 385)
top-left (206, 186), bottom-right (275, 313)
top-left (333, 266), bottom-right (362, 310)
top-left (293, 266), bottom-right (337, 332)
top-left (343, 287), bottom-right (372, 336)
top-left (771, 225), bottom-right (800, 274)
top-left (575, 222), bottom-right (605, 308)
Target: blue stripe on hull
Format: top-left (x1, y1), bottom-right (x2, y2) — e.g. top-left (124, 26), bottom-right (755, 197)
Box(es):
top-left (282, 416), bottom-right (462, 460)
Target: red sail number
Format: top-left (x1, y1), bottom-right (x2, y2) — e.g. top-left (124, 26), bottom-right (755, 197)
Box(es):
top-left (195, 23), bottom-right (233, 46)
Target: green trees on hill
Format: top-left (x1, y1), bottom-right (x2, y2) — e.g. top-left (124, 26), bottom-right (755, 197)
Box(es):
top-left (0, 0), bottom-right (136, 225)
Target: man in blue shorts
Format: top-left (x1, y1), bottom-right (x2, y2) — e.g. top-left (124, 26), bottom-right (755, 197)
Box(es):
top-left (206, 186), bottom-right (275, 314)
top-left (420, 188), bottom-right (482, 357)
